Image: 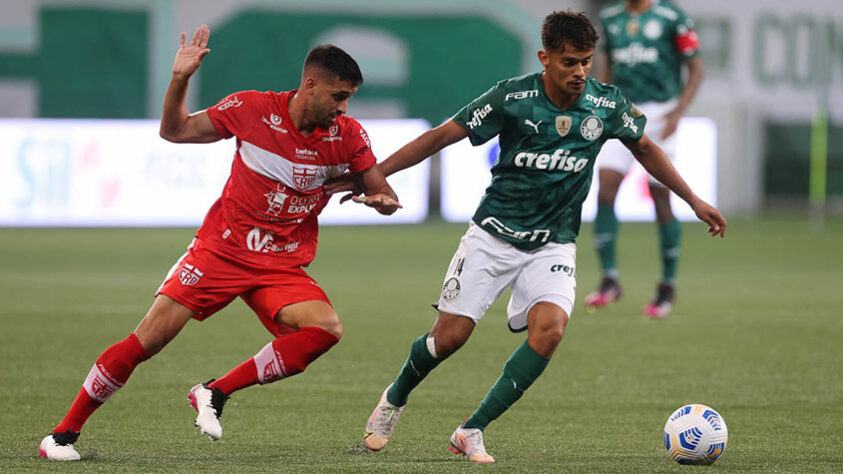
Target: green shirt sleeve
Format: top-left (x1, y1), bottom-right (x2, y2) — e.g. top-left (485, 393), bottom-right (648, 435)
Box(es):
top-left (452, 82), bottom-right (506, 146)
top-left (608, 91), bottom-right (647, 144)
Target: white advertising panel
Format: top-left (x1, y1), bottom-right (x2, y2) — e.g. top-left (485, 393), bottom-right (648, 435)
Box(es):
top-left (0, 118), bottom-right (429, 227)
top-left (441, 118), bottom-right (717, 223)
top-left (320, 119), bottom-right (429, 224)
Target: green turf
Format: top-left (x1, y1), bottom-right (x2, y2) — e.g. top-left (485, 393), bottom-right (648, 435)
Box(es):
top-left (0, 216), bottom-right (841, 472)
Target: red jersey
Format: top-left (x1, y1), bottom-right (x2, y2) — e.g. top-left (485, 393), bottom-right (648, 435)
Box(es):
top-left (201, 90), bottom-right (376, 267)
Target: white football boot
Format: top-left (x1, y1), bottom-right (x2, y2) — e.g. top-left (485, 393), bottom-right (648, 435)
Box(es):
top-left (449, 423), bottom-right (495, 463)
top-left (364, 384), bottom-right (404, 451)
top-left (187, 380), bottom-right (227, 441)
top-left (39, 432), bottom-right (81, 461)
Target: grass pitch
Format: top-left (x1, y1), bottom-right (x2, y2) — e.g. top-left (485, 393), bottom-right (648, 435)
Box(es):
top-left (0, 215), bottom-right (841, 472)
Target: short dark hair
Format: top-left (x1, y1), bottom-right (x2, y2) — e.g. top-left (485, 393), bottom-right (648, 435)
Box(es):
top-left (304, 44), bottom-right (364, 86)
top-left (541, 10), bottom-right (599, 52)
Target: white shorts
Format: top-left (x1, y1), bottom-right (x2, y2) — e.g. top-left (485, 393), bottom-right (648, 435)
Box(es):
top-left (597, 99), bottom-right (678, 187)
top-left (436, 222), bottom-right (577, 332)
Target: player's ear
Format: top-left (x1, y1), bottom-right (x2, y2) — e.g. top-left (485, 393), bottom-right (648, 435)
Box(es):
top-left (303, 77), bottom-right (317, 94)
top-left (537, 49), bottom-right (550, 69)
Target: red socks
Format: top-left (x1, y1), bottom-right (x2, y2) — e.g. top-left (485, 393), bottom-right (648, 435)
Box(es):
top-left (52, 327), bottom-right (338, 434)
top-left (210, 326), bottom-right (338, 396)
top-left (54, 333), bottom-right (149, 433)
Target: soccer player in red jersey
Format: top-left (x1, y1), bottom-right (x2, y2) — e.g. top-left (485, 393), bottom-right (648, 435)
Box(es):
top-left (39, 25), bottom-right (401, 461)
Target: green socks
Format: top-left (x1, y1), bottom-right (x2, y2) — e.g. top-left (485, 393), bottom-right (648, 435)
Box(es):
top-left (462, 342), bottom-right (550, 431)
top-left (658, 219), bottom-right (681, 284)
top-left (594, 204), bottom-right (619, 277)
top-left (386, 333), bottom-right (442, 407)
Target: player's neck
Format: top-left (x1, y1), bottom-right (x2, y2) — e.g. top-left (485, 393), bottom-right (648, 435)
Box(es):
top-left (288, 92), bottom-right (318, 137)
top-left (626, 0), bottom-right (653, 14)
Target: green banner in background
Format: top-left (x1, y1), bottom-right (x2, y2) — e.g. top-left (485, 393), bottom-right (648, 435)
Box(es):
top-left (0, 6), bottom-right (524, 126)
top-left (201, 11), bottom-right (521, 125)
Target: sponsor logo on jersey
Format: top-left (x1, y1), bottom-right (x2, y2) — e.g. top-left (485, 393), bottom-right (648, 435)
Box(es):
top-left (525, 119), bottom-right (542, 134)
top-left (514, 148), bottom-right (589, 172)
top-left (217, 95), bottom-right (243, 111)
top-left (555, 116), bottom-right (572, 137)
top-left (585, 94), bottom-right (617, 109)
top-left (621, 111), bottom-right (639, 134)
top-left (295, 147), bottom-right (318, 161)
top-left (467, 104), bottom-right (493, 130)
top-left (550, 264), bottom-right (575, 277)
top-left (246, 227), bottom-right (301, 254)
top-left (262, 115), bottom-right (289, 133)
top-left (178, 263), bottom-right (203, 286)
top-left (323, 124), bottom-right (342, 142)
top-left (442, 277), bottom-right (461, 300)
top-left (644, 19), bottom-right (663, 39)
top-left (612, 43), bottom-right (659, 65)
top-left (580, 116), bottom-right (604, 141)
top-left (481, 216), bottom-right (551, 243)
top-left (360, 129), bottom-right (371, 147)
top-left (292, 167), bottom-right (318, 190)
top-left (264, 184), bottom-right (290, 216)
top-left (505, 90), bottom-right (539, 101)
top-left (286, 194), bottom-right (321, 214)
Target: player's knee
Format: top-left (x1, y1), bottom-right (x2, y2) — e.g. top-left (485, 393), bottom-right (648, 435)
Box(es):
top-left (432, 332), bottom-right (468, 358)
top-left (315, 317), bottom-right (342, 340)
top-left (529, 316), bottom-right (568, 356)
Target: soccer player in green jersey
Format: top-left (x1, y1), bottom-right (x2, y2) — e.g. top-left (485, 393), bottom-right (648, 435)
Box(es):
top-left (586, 0), bottom-right (704, 318)
top-left (326, 10), bottom-right (724, 463)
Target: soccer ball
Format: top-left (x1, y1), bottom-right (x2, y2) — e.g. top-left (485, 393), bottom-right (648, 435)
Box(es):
top-left (663, 404), bottom-right (728, 465)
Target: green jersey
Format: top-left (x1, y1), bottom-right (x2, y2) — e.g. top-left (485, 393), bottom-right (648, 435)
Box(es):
top-left (452, 73), bottom-right (646, 251)
top-left (599, 1), bottom-right (699, 103)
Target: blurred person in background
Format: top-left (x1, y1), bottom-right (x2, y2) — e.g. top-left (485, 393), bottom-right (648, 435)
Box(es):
top-left (39, 25), bottom-right (400, 461)
top-left (585, 0), bottom-right (703, 318)
top-left (326, 10), bottom-right (724, 463)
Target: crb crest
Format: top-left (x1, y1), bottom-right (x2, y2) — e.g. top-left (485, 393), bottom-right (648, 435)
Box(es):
top-left (178, 263), bottom-right (203, 286)
top-left (292, 167), bottom-right (318, 190)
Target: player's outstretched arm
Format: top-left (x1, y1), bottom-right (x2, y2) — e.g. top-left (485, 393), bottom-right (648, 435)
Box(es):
top-left (626, 134), bottom-right (726, 237)
top-left (160, 25), bottom-right (220, 144)
top-left (379, 120), bottom-right (469, 177)
top-left (349, 165), bottom-right (402, 215)
top-left (323, 119), bottom-right (468, 202)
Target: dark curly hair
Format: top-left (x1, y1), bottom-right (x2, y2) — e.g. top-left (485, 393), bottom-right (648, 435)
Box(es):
top-left (304, 44), bottom-right (364, 86)
top-left (541, 10), bottom-right (599, 52)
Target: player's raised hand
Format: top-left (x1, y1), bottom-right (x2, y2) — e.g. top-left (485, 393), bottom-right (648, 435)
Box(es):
top-left (692, 200), bottom-right (726, 238)
top-left (351, 194), bottom-right (403, 216)
top-left (173, 25), bottom-right (211, 78)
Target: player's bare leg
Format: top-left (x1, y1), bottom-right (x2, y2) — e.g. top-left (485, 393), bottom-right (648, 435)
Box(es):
top-left (645, 185), bottom-right (679, 318)
top-left (453, 303), bottom-right (567, 463)
top-left (40, 295), bottom-right (194, 460)
top-left (586, 168), bottom-right (625, 311)
top-left (191, 300), bottom-right (340, 440)
top-left (364, 312), bottom-right (474, 451)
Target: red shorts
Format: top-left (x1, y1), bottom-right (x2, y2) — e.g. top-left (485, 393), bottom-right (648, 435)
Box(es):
top-left (156, 238), bottom-right (330, 338)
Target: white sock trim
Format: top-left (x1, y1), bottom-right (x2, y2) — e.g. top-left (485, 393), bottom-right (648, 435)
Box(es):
top-left (426, 336), bottom-right (438, 359)
top-left (82, 362), bottom-right (124, 402)
top-left (253, 341), bottom-right (286, 384)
